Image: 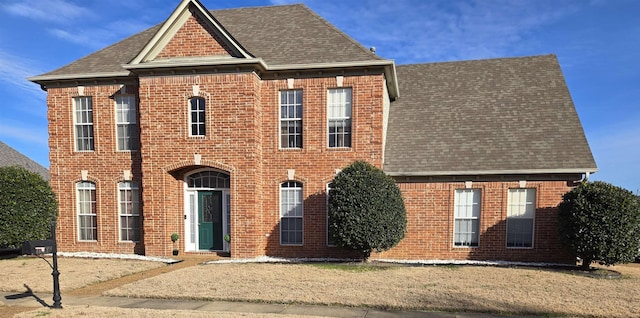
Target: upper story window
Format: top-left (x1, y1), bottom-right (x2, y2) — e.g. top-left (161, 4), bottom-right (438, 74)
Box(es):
top-left (327, 88), bottom-right (352, 148)
top-left (189, 97), bottom-right (206, 136)
top-left (280, 181), bottom-right (303, 245)
top-left (115, 95), bottom-right (138, 151)
top-left (280, 90), bottom-right (303, 148)
top-left (76, 181), bottom-right (97, 241)
top-left (454, 189), bottom-right (481, 247)
top-left (507, 188), bottom-right (536, 248)
top-left (74, 96), bottom-right (94, 151)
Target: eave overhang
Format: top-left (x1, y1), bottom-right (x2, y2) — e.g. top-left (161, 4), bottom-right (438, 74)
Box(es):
top-left (384, 168), bottom-right (599, 177)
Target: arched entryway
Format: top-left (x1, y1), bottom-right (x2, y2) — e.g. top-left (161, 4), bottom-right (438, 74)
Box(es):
top-left (183, 169), bottom-right (231, 252)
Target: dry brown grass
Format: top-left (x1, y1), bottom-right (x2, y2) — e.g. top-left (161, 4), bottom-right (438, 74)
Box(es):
top-left (2, 256), bottom-right (640, 317)
top-left (0, 256), bottom-right (162, 293)
top-left (14, 306), bottom-right (323, 318)
top-left (106, 262), bottom-right (640, 317)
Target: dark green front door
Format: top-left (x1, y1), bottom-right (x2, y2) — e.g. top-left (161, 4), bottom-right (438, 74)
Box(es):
top-left (198, 191), bottom-right (223, 251)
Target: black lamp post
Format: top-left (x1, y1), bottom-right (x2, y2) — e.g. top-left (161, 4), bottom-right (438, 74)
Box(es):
top-left (50, 218), bottom-right (62, 309)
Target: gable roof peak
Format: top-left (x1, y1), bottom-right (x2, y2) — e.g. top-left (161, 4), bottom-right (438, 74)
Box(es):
top-left (127, 0), bottom-right (251, 66)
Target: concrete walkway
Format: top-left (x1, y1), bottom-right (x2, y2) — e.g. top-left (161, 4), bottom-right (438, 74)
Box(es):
top-left (1, 291), bottom-right (539, 318)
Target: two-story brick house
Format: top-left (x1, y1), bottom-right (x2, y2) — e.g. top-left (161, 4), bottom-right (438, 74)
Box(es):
top-left (29, 0), bottom-right (597, 263)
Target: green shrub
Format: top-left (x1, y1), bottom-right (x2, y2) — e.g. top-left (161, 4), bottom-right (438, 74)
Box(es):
top-left (0, 166), bottom-right (57, 248)
top-left (328, 161), bottom-right (407, 259)
top-left (558, 181), bottom-right (640, 269)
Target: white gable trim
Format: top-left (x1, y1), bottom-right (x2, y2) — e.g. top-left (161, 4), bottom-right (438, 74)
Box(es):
top-left (128, 0), bottom-right (252, 65)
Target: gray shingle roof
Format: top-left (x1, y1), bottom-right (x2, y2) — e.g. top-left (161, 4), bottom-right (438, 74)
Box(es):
top-left (34, 4), bottom-right (380, 79)
top-left (384, 55), bottom-right (597, 176)
top-left (0, 141), bottom-right (49, 180)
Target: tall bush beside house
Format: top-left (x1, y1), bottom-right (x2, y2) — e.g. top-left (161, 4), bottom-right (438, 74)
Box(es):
top-left (328, 160), bottom-right (407, 260)
top-left (0, 166), bottom-right (58, 249)
top-left (558, 181), bottom-right (640, 270)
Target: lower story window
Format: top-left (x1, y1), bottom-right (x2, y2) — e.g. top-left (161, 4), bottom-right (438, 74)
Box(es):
top-left (454, 189), bottom-right (481, 247)
top-left (280, 181), bottom-right (303, 245)
top-left (119, 181), bottom-right (140, 242)
top-left (76, 181), bottom-right (97, 241)
top-left (507, 188), bottom-right (536, 248)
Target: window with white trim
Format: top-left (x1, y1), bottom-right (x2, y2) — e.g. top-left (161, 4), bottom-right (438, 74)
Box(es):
top-left (115, 95), bottom-right (138, 151)
top-left (507, 188), bottom-right (536, 248)
top-left (454, 189), bottom-right (481, 247)
top-left (76, 181), bottom-right (97, 241)
top-left (189, 97), bottom-right (206, 136)
top-left (280, 90), bottom-right (303, 148)
top-left (118, 181), bottom-right (140, 242)
top-left (280, 181), bottom-right (303, 245)
top-left (327, 88), bottom-right (352, 148)
top-left (74, 96), bottom-right (94, 151)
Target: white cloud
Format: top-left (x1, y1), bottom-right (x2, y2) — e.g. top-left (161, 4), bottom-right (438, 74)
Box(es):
top-left (0, 50), bottom-right (46, 100)
top-left (1, 0), bottom-right (93, 24)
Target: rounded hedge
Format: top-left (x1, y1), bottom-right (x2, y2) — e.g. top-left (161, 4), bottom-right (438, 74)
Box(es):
top-left (558, 181), bottom-right (640, 269)
top-left (0, 166), bottom-right (57, 249)
top-left (328, 161), bottom-right (407, 259)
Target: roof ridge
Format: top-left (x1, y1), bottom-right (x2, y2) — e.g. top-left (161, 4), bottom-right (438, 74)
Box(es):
top-left (396, 54), bottom-right (557, 67)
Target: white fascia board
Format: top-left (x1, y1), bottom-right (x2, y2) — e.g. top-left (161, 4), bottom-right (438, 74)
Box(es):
top-left (28, 71), bottom-right (132, 83)
top-left (122, 58), bottom-right (267, 70)
top-left (385, 168), bottom-right (599, 177)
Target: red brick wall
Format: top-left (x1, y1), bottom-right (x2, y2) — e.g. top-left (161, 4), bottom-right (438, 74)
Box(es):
top-left (156, 13), bottom-right (234, 59)
top-left (372, 180), bottom-right (574, 263)
top-left (47, 84), bottom-right (143, 254)
top-left (259, 75), bottom-right (386, 259)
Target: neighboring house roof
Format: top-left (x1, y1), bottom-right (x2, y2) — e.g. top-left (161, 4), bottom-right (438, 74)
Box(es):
top-left (384, 55), bottom-right (598, 176)
top-left (31, 3), bottom-right (381, 81)
top-left (0, 141), bottom-right (49, 180)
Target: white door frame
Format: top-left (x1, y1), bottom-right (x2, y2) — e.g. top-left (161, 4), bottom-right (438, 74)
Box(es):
top-left (183, 170), bottom-right (230, 252)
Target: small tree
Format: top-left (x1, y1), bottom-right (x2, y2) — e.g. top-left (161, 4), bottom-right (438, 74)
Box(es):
top-left (558, 181), bottom-right (640, 270)
top-left (0, 166), bottom-right (57, 249)
top-left (328, 161), bottom-right (407, 259)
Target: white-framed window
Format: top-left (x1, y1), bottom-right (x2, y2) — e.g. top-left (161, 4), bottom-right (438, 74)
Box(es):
top-left (507, 188), bottom-right (536, 248)
top-left (280, 90), bottom-right (303, 148)
top-left (326, 182), bottom-right (336, 246)
top-left (118, 181), bottom-right (140, 242)
top-left (327, 88), bottom-right (352, 148)
top-left (76, 181), bottom-right (97, 241)
top-left (189, 97), bottom-right (206, 136)
top-left (454, 189), bottom-right (481, 247)
top-left (280, 181), bottom-right (303, 245)
top-left (115, 95), bottom-right (138, 151)
top-left (74, 96), bottom-right (94, 151)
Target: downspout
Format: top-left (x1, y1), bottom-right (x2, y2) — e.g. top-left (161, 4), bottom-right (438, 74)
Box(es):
top-left (576, 172), bottom-right (590, 184)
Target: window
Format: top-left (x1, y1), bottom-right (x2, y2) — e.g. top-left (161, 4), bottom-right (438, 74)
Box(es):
top-left (327, 88), bottom-right (352, 148)
top-left (76, 181), bottom-right (97, 241)
top-left (454, 189), bottom-right (481, 247)
top-left (280, 90), bottom-right (303, 148)
top-left (74, 96), bottom-right (94, 151)
top-left (507, 188), bottom-right (536, 248)
top-left (115, 95), bottom-right (138, 151)
top-left (118, 182), bottom-right (140, 242)
top-left (189, 97), bottom-right (206, 136)
top-left (280, 181), bottom-right (303, 245)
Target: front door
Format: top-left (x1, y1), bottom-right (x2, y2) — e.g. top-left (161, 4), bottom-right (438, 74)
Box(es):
top-left (198, 191), bottom-right (223, 251)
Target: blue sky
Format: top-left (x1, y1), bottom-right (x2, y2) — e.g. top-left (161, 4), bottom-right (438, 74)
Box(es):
top-left (0, 0), bottom-right (638, 192)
